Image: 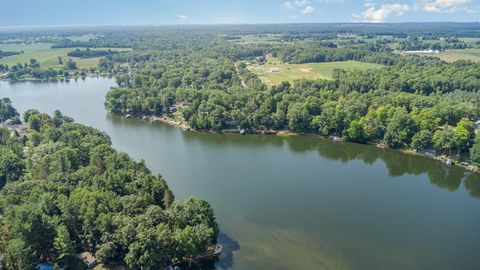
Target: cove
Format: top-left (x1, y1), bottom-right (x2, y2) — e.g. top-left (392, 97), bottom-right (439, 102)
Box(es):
top-left (1, 78), bottom-right (480, 270)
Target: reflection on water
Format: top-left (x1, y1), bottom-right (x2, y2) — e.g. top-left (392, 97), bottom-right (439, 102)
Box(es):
top-left (177, 129), bottom-right (480, 198)
top-left (2, 78), bottom-right (480, 270)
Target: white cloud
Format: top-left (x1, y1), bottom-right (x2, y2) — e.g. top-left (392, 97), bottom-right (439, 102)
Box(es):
top-left (284, 1), bottom-right (294, 10)
top-left (302, 5), bottom-right (317, 14)
top-left (283, 0), bottom-right (318, 15)
top-left (295, 0), bottom-right (309, 7)
top-left (319, 0), bottom-right (345, 3)
top-left (178, 15), bottom-right (189, 23)
top-left (353, 3), bottom-right (410, 23)
top-left (416, 0), bottom-right (472, 12)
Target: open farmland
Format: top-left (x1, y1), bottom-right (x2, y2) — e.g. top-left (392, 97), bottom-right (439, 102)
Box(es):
top-left (0, 43), bottom-right (129, 68)
top-left (430, 49), bottom-right (480, 63)
top-left (247, 59), bottom-right (382, 87)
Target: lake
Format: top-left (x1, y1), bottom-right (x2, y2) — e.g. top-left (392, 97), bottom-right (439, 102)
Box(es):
top-left (1, 77), bottom-right (480, 270)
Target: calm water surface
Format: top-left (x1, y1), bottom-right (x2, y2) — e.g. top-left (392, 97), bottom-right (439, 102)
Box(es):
top-left (1, 78), bottom-right (480, 270)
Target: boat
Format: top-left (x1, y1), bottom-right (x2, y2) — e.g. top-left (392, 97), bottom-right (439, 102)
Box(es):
top-left (195, 244), bottom-right (223, 261)
top-left (328, 136), bottom-right (342, 142)
top-left (376, 143), bottom-right (388, 149)
top-left (170, 244), bottom-right (223, 269)
top-left (466, 165), bottom-right (478, 172)
top-left (445, 159), bottom-right (454, 166)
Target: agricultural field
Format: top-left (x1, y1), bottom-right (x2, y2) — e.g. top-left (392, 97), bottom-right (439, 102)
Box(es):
top-left (460, 37), bottom-right (480, 47)
top-left (0, 43), bottom-right (129, 68)
top-left (234, 34), bottom-right (287, 44)
top-left (247, 58), bottom-right (382, 87)
top-left (430, 49), bottom-right (480, 63)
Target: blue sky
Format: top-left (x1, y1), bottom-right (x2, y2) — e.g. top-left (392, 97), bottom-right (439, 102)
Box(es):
top-left (0, 0), bottom-right (479, 26)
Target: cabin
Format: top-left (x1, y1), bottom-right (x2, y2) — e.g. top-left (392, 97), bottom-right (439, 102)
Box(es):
top-left (78, 251), bottom-right (97, 269)
top-left (270, 67), bottom-right (280, 73)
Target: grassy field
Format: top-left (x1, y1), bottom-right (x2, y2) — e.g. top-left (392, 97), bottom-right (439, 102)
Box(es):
top-left (428, 49), bottom-right (480, 63)
top-left (247, 59), bottom-right (382, 87)
top-left (413, 49), bottom-right (480, 63)
top-left (0, 43), bottom-right (129, 69)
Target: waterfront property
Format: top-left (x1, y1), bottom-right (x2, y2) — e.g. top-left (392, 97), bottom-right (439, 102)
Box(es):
top-left (1, 78), bottom-right (480, 270)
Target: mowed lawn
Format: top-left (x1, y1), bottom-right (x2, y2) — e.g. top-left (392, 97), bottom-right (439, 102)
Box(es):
top-left (247, 59), bottom-right (382, 87)
top-left (0, 43), bottom-right (129, 69)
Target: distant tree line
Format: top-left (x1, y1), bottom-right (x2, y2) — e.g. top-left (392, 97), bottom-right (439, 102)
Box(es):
top-left (0, 50), bottom-right (20, 58)
top-left (67, 48), bottom-right (118, 58)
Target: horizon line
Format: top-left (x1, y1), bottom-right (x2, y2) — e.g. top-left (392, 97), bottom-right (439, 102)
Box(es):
top-left (0, 21), bottom-right (479, 29)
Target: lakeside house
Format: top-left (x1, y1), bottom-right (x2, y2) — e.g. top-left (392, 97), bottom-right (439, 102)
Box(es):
top-left (0, 119), bottom-right (29, 136)
top-left (79, 251), bottom-right (98, 269)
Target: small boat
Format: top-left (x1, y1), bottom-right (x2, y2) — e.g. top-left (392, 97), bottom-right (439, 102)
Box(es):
top-left (196, 244), bottom-right (223, 261)
top-left (445, 159), bottom-right (454, 166)
top-left (467, 165), bottom-right (478, 172)
top-left (170, 244), bottom-right (223, 269)
top-left (328, 136), bottom-right (342, 142)
top-left (240, 129), bottom-right (246, 135)
top-left (376, 143), bottom-right (387, 149)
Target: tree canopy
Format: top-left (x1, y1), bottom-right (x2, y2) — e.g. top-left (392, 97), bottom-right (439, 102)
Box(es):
top-left (0, 107), bottom-right (218, 269)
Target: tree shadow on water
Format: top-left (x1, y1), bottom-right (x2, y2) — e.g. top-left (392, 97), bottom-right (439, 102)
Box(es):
top-left (215, 233), bottom-right (240, 269)
top-left (285, 136), bottom-right (480, 198)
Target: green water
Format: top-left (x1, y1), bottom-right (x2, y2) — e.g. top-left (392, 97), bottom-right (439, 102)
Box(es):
top-left (1, 78), bottom-right (480, 270)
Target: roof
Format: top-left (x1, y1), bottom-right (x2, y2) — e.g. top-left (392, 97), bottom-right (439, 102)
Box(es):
top-left (79, 251), bottom-right (97, 266)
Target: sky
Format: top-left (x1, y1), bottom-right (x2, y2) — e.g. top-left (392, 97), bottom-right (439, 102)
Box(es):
top-left (0, 0), bottom-right (479, 26)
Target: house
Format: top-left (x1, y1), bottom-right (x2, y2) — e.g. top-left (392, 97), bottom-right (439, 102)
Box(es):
top-left (0, 120), bottom-right (29, 137)
top-left (15, 124), bottom-right (29, 136)
top-left (78, 251), bottom-right (97, 269)
top-left (270, 67), bottom-right (280, 73)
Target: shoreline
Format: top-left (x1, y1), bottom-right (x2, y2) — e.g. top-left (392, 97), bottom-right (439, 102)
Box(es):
top-left (0, 72), bottom-right (121, 83)
top-left (115, 112), bottom-right (479, 174)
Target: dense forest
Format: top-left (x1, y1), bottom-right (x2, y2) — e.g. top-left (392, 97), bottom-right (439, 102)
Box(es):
top-left (94, 24), bottom-right (480, 167)
top-left (0, 104), bottom-right (218, 269)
